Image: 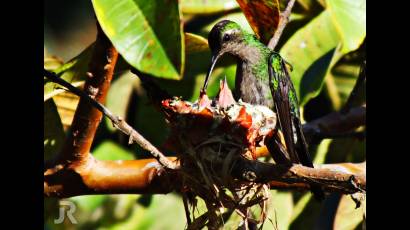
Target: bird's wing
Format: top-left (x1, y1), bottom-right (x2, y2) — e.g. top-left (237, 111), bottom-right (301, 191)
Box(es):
top-left (268, 53), bottom-right (300, 163)
top-left (269, 53), bottom-right (325, 200)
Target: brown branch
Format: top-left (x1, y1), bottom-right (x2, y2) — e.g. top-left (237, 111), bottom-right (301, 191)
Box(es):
top-left (253, 105), bottom-right (366, 158)
top-left (231, 157), bottom-right (365, 194)
top-left (44, 156), bottom-right (179, 198)
top-left (44, 69), bottom-right (177, 170)
top-left (54, 23), bottom-right (118, 164)
top-left (268, 0), bottom-right (296, 50)
top-left (44, 154), bottom-right (365, 198)
top-left (303, 105), bottom-right (366, 143)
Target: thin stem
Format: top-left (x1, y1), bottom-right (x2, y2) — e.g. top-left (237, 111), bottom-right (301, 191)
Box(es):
top-left (268, 0), bottom-right (296, 50)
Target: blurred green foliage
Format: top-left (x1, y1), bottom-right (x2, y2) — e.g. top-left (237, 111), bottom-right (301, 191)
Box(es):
top-left (44, 0), bottom-right (366, 229)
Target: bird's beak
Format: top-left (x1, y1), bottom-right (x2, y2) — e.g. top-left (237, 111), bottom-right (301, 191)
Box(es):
top-left (201, 52), bottom-right (222, 94)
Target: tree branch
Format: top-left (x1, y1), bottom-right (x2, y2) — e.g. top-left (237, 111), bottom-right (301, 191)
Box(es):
top-left (268, 0), bottom-right (296, 50)
top-left (53, 23), bottom-right (118, 164)
top-left (231, 157), bottom-right (365, 194)
top-left (303, 105), bottom-right (366, 144)
top-left (45, 154), bottom-right (365, 198)
top-left (44, 156), bottom-right (178, 198)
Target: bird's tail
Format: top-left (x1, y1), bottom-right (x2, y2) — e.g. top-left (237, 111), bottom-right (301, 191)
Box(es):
top-left (294, 118), bottom-right (325, 201)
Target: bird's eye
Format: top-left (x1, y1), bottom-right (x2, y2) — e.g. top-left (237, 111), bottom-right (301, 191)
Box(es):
top-left (223, 34), bottom-right (231, 42)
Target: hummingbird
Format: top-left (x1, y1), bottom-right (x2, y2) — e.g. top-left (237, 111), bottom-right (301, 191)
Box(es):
top-left (201, 20), bottom-right (324, 200)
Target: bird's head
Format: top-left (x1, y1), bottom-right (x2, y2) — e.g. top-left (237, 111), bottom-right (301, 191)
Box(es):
top-left (201, 20), bottom-right (248, 93)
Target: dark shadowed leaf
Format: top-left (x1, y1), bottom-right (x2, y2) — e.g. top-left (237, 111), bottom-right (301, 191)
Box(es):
top-left (92, 0), bottom-right (184, 80)
top-left (44, 99), bottom-right (66, 160)
top-left (236, 0), bottom-right (280, 44)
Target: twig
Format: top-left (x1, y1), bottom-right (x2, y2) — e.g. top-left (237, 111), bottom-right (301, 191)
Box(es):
top-left (44, 69), bottom-right (177, 170)
top-left (303, 105), bottom-right (366, 144)
top-left (268, 0), bottom-right (296, 50)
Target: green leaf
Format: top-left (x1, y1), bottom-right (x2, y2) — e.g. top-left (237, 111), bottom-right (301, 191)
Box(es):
top-left (93, 141), bottom-right (135, 160)
top-left (331, 60), bottom-right (363, 103)
top-left (327, 0), bottom-right (366, 54)
top-left (44, 99), bottom-right (65, 160)
top-left (70, 195), bottom-right (108, 213)
top-left (105, 71), bottom-right (137, 132)
top-left (265, 191), bottom-right (294, 230)
top-left (92, 0), bottom-right (184, 80)
top-left (106, 194), bottom-right (185, 230)
top-left (333, 195), bottom-right (365, 230)
top-left (180, 0), bottom-right (238, 14)
top-left (44, 44), bottom-right (94, 101)
top-left (185, 33), bottom-right (209, 53)
top-left (280, 10), bottom-right (340, 105)
top-left (44, 56), bottom-right (64, 71)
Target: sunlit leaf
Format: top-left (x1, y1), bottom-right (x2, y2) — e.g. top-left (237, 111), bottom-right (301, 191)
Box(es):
top-left (53, 91), bottom-right (80, 131)
top-left (180, 0), bottom-right (238, 14)
top-left (93, 141), bottom-right (135, 160)
top-left (327, 0), bottom-right (366, 54)
top-left (236, 0), bottom-right (280, 44)
top-left (333, 195), bottom-right (365, 230)
top-left (44, 55), bottom-right (64, 71)
top-left (106, 194), bottom-right (185, 230)
top-left (92, 0), bottom-right (184, 80)
top-left (185, 33), bottom-right (209, 53)
top-left (265, 191), bottom-right (294, 230)
top-left (44, 44), bottom-right (94, 101)
top-left (70, 195), bottom-right (107, 213)
top-left (280, 10), bottom-right (340, 105)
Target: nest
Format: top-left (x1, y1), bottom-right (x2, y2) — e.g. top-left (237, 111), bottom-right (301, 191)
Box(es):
top-left (161, 79), bottom-right (279, 229)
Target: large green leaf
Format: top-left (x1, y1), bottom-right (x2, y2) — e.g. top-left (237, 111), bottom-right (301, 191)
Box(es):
top-left (327, 0), bottom-right (366, 54)
top-left (280, 10), bottom-right (340, 106)
top-left (180, 0), bottom-right (238, 14)
top-left (44, 99), bottom-right (65, 160)
top-left (92, 0), bottom-right (184, 80)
